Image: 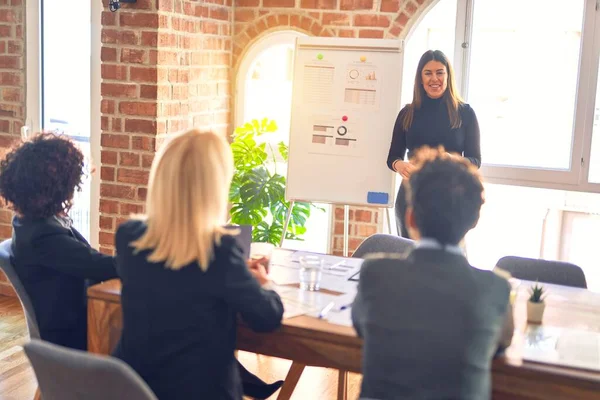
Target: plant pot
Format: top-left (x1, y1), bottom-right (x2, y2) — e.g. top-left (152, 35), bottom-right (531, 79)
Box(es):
top-left (527, 301), bottom-right (546, 324)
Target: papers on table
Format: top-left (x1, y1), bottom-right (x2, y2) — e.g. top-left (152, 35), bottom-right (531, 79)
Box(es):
top-left (522, 325), bottom-right (600, 372)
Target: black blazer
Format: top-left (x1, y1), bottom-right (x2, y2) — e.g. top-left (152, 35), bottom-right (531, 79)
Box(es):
top-left (11, 215), bottom-right (117, 350)
top-left (352, 249), bottom-right (511, 400)
top-left (112, 220), bottom-right (284, 400)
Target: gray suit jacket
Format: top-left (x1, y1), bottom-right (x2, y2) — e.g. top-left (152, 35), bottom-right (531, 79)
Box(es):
top-left (352, 248), bottom-right (511, 400)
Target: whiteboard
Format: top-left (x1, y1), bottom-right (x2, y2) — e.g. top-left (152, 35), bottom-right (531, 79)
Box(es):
top-left (286, 37), bottom-right (403, 207)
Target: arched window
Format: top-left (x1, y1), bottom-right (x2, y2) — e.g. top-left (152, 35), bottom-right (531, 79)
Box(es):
top-left (236, 31), bottom-right (332, 253)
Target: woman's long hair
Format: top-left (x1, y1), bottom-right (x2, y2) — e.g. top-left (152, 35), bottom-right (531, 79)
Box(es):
top-left (402, 50), bottom-right (463, 130)
top-left (130, 129), bottom-right (233, 271)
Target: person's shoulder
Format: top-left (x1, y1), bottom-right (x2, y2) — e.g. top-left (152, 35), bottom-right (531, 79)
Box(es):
top-left (470, 266), bottom-right (511, 297)
top-left (116, 219), bottom-right (147, 244)
top-left (361, 252), bottom-right (411, 278)
top-left (459, 102), bottom-right (476, 115)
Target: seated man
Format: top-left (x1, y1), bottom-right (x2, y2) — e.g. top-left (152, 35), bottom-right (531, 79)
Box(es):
top-left (352, 147), bottom-right (513, 400)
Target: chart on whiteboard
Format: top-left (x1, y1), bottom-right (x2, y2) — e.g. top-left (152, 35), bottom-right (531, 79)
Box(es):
top-left (344, 64), bottom-right (380, 108)
top-left (309, 114), bottom-right (362, 157)
top-left (303, 64), bottom-right (335, 105)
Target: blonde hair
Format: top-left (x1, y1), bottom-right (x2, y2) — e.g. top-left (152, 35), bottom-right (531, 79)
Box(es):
top-left (130, 129), bottom-right (233, 271)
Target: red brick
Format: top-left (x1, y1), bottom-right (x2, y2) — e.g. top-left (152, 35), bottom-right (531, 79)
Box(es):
top-left (100, 199), bottom-right (119, 214)
top-left (7, 41), bottom-right (21, 54)
top-left (101, 99), bottom-right (116, 114)
top-left (121, 48), bottom-right (146, 64)
top-left (101, 83), bottom-right (138, 98)
top-left (235, 0), bottom-right (259, 5)
top-left (141, 31), bottom-right (158, 47)
top-left (354, 210), bottom-right (372, 222)
top-left (101, 64), bottom-right (128, 80)
top-left (120, 12), bottom-right (159, 28)
top-left (112, 118), bottom-right (123, 132)
top-left (0, 71), bottom-right (20, 85)
top-left (359, 29), bottom-right (384, 38)
top-left (99, 231), bottom-right (114, 246)
top-left (124, 119), bottom-right (157, 134)
top-left (100, 216), bottom-right (114, 230)
top-left (119, 152), bottom-right (140, 167)
top-left (0, 10), bottom-right (16, 23)
top-left (101, 166), bottom-right (115, 181)
top-left (101, 134), bottom-right (130, 149)
top-left (354, 14), bottom-right (390, 27)
top-left (301, 0), bottom-right (336, 8)
top-left (119, 102), bottom-right (157, 116)
top-left (117, 169), bottom-right (150, 185)
top-left (209, 7), bottom-right (229, 21)
top-left (2, 87), bottom-right (21, 102)
top-left (101, 116), bottom-right (109, 131)
top-left (235, 9), bottom-right (256, 22)
top-left (340, 0), bottom-right (373, 10)
top-left (131, 136), bottom-right (156, 151)
top-left (142, 154), bottom-right (154, 168)
top-left (322, 12), bottom-right (349, 26)
top-left (338, 29), bottom-right (356, 37)
top-left (101, 47), bottom-right (117, 62)
top-left (380, 0), bottom-right (399, 12)
top-left (0, 25), bottom-right (11, 36)
top-left (137, 187), bottom-right (148, 201)
top-left (334, 222), bottom-right (344, 235)
top-left (101, 29), bottom-right (138, 45)
top-left (389, 24), bottom-right (402, 37)
top-left (120, 203), bottom-right (144, 215)
top-left (101, 184), bottom-right (136, 200)
top-left (101, 11), bottom-right (116, 26)
top-left (406, 1), bottom-right (418, 15)
top-left (99, 247), bottom-right (114, 256)
top-left (395, 12), bottom-right (409, 27)
top-left (101, 150), bottom-right (118, 165)
top-left (130, 67), bottom-right (157, 83)
top-left (0, 209), bottom-right (12, 224)
top-left (264, 0), bottom-right (294, 6)
top-left (356, 224), bottom-right (377, 237)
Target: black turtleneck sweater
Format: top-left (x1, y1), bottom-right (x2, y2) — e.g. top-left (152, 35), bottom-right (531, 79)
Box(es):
top-left (387, 96), bottom-right (481, 169)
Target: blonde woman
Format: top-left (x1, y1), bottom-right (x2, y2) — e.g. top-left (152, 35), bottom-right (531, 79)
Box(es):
top-left (113, 130), bottom-right (284, 400)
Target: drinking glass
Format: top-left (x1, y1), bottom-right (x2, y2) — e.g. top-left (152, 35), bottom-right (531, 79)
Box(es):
top-left (299, 255), bottom-right (323, 291)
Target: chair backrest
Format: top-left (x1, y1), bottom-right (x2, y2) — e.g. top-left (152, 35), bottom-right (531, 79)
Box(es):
top-left (352, 234), bottom-right (415, 259)
top-left (0, 239), bottom-right (40, 339)
top-left (496, 256), bottom-right (587, 289)
top-left (24, 339), bottom-right (158, 400)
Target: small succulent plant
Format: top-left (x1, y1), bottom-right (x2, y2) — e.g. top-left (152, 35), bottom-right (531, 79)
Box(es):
top-left (528, 282), bottom-right (547, 303)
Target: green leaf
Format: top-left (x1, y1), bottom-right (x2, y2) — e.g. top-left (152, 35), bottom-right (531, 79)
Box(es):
top-left (229, 203), bottom-right (268, 226)
top-left (253, 221), bottom-right (283, 245)
top-left (229, 174), bottom-right (242, 203)
top-left (240, 169), bottom-right (286, 209)
top-left (278, 141), bottom-right (288, 161)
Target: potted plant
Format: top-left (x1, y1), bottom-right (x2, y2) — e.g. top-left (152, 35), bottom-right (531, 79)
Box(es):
top-left (527, 282), bottom-right (547, 324)
top-left (228, 118), bottom-right (322, 245)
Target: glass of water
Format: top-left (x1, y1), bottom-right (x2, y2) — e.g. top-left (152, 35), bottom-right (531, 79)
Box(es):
top-left (299, 255), bottom-right (323, 291)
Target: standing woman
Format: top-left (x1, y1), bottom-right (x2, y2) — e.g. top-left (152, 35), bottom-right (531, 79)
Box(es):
top-left (387, 50), bottom-right (481, 238)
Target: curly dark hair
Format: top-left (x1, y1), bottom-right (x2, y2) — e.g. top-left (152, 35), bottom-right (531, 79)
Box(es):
top-left (0, 132), bottom-right (85, 219)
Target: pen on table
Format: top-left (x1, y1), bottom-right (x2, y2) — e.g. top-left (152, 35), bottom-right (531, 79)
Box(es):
top-left (339, 303), bottom-right (352, 311)
top-left (318, 301), bottom-right (336, 319)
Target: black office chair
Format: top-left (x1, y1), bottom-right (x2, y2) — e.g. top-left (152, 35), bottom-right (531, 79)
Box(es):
top-left (496, 256), bottom-right (587, 289)
top-left (0, 239), bottom-right (41, 339)
top-left (352, 233), bottom-right (414, 259)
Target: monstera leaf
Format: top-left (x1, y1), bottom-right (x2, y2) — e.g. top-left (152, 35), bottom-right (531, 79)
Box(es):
top-left (229, 118), bottom-right (322, 244)
top-left (239, 168), bottom-right (285, 209)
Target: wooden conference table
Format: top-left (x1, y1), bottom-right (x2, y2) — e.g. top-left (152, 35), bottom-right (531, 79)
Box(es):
top-left (87, 250), bottom-right (600, 400)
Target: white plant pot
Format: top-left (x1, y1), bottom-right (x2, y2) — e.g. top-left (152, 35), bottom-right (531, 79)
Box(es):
top-left (527, 301), bottom-right (546, 324)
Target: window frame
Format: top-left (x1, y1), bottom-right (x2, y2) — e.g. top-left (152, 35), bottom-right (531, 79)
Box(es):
top-left (452, 0), bottom-right (600, 193)
top-left (24, 0), bottom-right (101, 248)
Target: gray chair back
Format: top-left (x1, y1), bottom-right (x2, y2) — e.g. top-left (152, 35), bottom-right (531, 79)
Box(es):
top-left (0, 239), bottom-right (40, 339)
top-left (496, 256), bottom-right (587, 289)
top-left (24, 339), bottom-right (158, 400)
top-left (352, 234), bottom-right (414, 259)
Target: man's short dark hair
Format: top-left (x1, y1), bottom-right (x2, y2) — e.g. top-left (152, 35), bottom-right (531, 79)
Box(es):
top-left (0, 132), bottom-right (85, 219)
top-left (406, 147), bottom-right (484, 245)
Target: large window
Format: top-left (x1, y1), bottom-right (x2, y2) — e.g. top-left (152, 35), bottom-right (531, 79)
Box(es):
top-left (26, 0), bottom-right (100, 245)
top-left (236, 31), bottom-right (332, 254)
top-left (402, 0), bottom-right (600, 292)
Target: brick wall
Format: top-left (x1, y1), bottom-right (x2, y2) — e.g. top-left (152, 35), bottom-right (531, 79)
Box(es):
top-left (98, 0), bottom-right (232, 254)
top-left (0, 0), bottom-right (24, 296)
top-left (232, 0), bottom-right (432, 255)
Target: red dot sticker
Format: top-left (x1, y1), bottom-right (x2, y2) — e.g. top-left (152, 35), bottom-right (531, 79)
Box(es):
top-left (342, 116), bottom-right (348, 121)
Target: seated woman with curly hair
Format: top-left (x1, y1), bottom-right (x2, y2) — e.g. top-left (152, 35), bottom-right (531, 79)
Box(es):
top-left (0, 132), bottom-right (117, 350)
